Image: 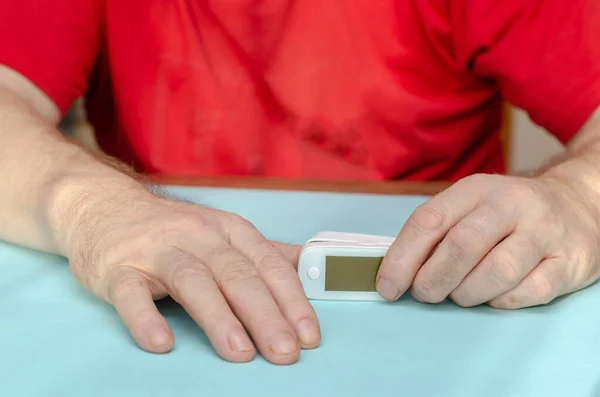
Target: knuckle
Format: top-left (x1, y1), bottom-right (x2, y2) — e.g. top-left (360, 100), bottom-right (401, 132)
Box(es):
top-left (447, 221), bottom-right (488, 254)
top-left (452, 296), bottom-right (475, 308)
top-left (172, 211), bottom-right (212, 233)
top-left (222, 212), bottom-right (260, 240)
top-left (412, 279), bottom-right (444, 303)
top-left (253, 250), bottom-right (288, 271)
top-left (487, 252), bottom-right (521, 286)
top-left (410, 205), bottom-right (447, 233)
top-left (531, 270), bottom-right (557, 304)
top-left (448, 284), bottom-right (479, 308)
top-left (463, 173), bottom-right (490, 186)
top-left (497, 293), bottom-right (527, 309)
top-left (250, 312), bottom-right (289, 332)
top-left (493, 197), bottom-right (519, 218)
top-left (227, 212), bottom-right (255, 229)
top-left (169, 260), bottom-right (212, 298)
top-left (261, 262), bottom-right (297, 283)
top-left (218, 261), bottom-right (261, 287)
top-left (450, 291), bottom-right (475, 308)
top-left (571, 250), bottom-right (595, 287)
top-left (538, 212), bottom-right (564, 238)
top-left (111, 274), bottom-right (145, 300)
top-left (285, 294), bottom-right (312, 312)
top-left (510, 182), bottom-right (542, 204)
top-left (535, 200), bottom-right (554, 218)
top-left (172, 262), bottom-right (212, 283)
top-left (487, 298), bottom-right (510, 309)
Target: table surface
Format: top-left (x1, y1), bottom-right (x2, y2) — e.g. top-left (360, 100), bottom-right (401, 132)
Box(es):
top-left (2, 177), bottom-right (600, 397)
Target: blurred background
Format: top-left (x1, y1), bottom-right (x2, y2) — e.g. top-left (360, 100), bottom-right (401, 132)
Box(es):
top-left (59, 100), bottom-right (565, 176)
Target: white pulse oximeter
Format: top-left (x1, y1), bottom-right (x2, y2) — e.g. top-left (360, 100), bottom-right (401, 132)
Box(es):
top-left (297, 232), bottom-right (396, 301)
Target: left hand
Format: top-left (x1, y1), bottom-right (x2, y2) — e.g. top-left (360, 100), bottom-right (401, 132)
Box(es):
top-left (376, 173), bottom-right (600, 308)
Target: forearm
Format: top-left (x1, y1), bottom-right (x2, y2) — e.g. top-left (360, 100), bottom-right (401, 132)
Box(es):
top-left (535, 107), bottom-right (600, 207)
top-left (0, 84), bottom-right (150, 256)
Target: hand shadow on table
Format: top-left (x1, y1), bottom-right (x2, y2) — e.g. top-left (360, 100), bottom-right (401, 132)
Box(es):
top-left (589, 376), bottom-right (600, 397)
top-left (135, 288), bottom-right (571, 355)
top-left (388, 290), bottom-right (570, 316)
top-left (153, 297), bottom-right (214, 353)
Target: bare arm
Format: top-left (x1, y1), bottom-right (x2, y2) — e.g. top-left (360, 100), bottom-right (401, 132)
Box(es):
top-left (535, 107), bottom-right (600, 202)
top-left (376, 106), bottom-right (600, 309)
top-left (0, 65), bottom-right (320, 364)
top-left (0, 65), bottom-right (148, 255)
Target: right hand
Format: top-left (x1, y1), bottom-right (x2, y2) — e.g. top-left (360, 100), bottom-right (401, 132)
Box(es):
top-left (64, 190), bottom-right (321, 365)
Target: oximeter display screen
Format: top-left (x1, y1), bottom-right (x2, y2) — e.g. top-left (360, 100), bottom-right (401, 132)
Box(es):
top-left (325, 256), bottom-right (383, 292)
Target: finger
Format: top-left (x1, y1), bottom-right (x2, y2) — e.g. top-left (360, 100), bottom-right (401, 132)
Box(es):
top-left (487, 257), bottom-right (567, 309)
top-left (269, 241), bottom-right (302, 269)
top-left (449, 234), bottom-right (543, 307)
top-left (187, 234), bottom-right (302, 365)
top-left (156, 249), bottom-right (257, 363)
top-left (410, 202), bottom-right (518, 303)
top-left (106, 266), bottom-right (174, 354)
top-left (377, 178), bottom-right (484, 300)
top-left (232, 228), bottom-right (320, 349)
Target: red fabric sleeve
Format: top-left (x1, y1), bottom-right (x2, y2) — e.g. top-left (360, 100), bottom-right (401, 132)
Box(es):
top-left (0, 0), bottom-right (103, 114)
top-left (450, 0), bottom-right (600, 143)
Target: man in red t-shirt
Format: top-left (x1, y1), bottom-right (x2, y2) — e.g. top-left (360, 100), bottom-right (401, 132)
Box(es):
top-left (0, 0), bottom-right (599, 364)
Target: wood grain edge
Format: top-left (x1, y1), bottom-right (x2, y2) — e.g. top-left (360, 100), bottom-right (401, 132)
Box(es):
top-left (151, 176), bottom-right (451, 196)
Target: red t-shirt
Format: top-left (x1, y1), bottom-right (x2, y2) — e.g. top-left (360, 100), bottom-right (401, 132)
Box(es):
top-left (1, 1), bottom-right (599, 181)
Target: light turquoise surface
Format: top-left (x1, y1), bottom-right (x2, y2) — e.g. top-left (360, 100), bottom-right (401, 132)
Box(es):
top-left (2, 186), bottom-right (600, 397)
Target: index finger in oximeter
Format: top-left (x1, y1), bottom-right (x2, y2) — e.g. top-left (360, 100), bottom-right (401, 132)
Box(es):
top-left (297, 232), bottom-right (395, 301)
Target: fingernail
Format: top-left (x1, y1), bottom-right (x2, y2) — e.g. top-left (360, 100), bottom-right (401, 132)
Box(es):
top-left (295, 318), bottom-right (320, 347)
top-left (149, 328), bottom-right (170, 348)
top-left (377, 277), bottom-right (399, 300)
top-left (228, 329), bottom-right (254, 352)
top-left (270, 332), bottom-right (298, 355)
